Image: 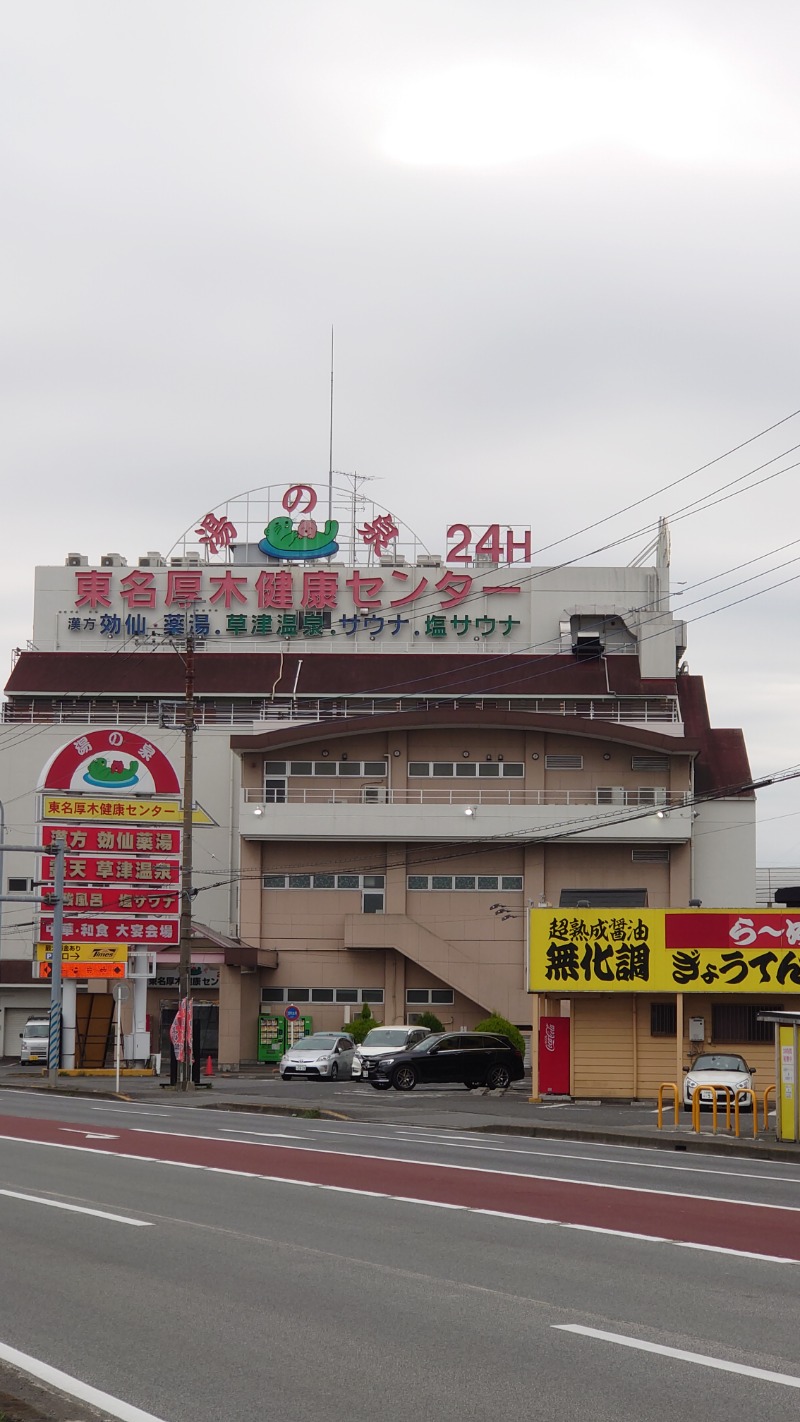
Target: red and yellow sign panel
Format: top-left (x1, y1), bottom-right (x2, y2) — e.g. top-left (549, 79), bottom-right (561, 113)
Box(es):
top-left (529, 909), bottom-right (800, 994)
top-left (37, 961), bottom-right (127, 979)
top-left (42, 796), bottom-right (186, 824)
top-left (36, 943), bottom-right (128, 963)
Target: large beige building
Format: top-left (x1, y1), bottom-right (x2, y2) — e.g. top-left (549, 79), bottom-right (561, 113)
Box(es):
top-left (0, 486), bottom-right (765, 1092)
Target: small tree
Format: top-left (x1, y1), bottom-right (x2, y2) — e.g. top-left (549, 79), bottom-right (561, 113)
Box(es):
top-left (474, 1013), bottom-right (526, 1058)
top-left (415, 1010), bottom-right (443, 1033)
top-left (342, 1002), bottom-right (381, 1044)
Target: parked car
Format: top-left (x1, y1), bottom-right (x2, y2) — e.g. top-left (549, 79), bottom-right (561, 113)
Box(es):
top-left (352, 1025), bottom-right (431, 1087)
top-left (683, 1053), bottom-right (755, 1111)
top-left (372, 1030), bottom-right (525, 1092)
top-left (19, 1017), bottom-right (49, 1064)
top-left (279, 1033), bottom-right (355, 1081)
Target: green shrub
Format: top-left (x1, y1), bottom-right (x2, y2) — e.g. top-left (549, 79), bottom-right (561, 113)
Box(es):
top-left (474, 1013), bottom-right (526, 1057)
top-left (342, 1004), bottom-right (382, 1044)
top-left (414, 1010), bottom-right (444, 1033)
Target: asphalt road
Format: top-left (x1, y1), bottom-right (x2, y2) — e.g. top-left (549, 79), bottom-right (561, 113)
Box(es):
top-left (0, 1090), bottom-right (799, 1421)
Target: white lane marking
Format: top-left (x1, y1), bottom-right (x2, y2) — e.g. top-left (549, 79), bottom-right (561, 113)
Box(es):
top-left (219, 1129), bottom-right (308, 1139)
top-left (121, 1128), bottom-right (800, 1211)
top-left (0, 1338), bottom-right (168, 1420)
top-left (61, 1128), bottom-right (119, 1140)
top-left (0, 1134), bottom-right (796, 1266)
top-left (297, 1128), bottom-right (800, 1187)
top-left (91, 1106), bottom-right (184, 1116)
top-left (553, 1324), bottom-right (800, 1387)
top-left (0, 1187), bottom-right (151, 1226)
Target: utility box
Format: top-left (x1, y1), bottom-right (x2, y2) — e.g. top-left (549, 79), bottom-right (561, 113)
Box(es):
top-left (689, 1016), bottom-right (705, 1043)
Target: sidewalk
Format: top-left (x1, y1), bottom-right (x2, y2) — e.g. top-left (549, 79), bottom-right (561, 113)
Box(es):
top-left (2, 1061), bottom-right (796, 1162)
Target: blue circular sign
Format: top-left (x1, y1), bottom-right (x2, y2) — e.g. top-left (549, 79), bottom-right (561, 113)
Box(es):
top-left (285, 1005), bottom-right (300, 1021)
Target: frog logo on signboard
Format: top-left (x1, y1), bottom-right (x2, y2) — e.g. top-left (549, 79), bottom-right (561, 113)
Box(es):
top-left (257, 485), bottom-right (340, 561)
top-left (38, 730), bottom-right (181, 795)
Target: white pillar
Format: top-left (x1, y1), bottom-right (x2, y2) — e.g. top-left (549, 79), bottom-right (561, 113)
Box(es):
top-left (61, 980), bottom-right (76, 1069)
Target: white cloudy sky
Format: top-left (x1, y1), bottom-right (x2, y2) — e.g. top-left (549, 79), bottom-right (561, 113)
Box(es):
top-left (3, 1), bottom-right (800, 864)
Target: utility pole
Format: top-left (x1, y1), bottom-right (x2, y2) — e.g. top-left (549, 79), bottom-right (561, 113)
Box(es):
top-left (178, 625), bottom-right (195, 1088)
top-left (47, 841), bottom-right (65, 1088)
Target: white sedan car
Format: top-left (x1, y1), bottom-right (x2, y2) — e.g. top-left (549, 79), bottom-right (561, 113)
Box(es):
top-left (683, 1053), bottom-right (755, 1111)
top-left (280, 1033), bottom-right (355, 1081)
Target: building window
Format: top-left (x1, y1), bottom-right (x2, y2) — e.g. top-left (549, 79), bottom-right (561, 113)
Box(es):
top-left (650, 1002), bottom-right (677, 1036)
top-left (712, 1004), bottom-right (777, 1044)
top-left (7, 877), bottom-right (31, 893)
top-left (406, 874), bottom-right (523, 892)
top-left (261, 987), bottom-right (385, 1005)
top-left (263, 873), bottom-right (386, 891)
top-left (267, 761), bottom-right (388, 779)
top-left (406, 988), bottom-right (455, 1006)
top-left (631, 756), bottom-right (669, 772)
top-left (408, 761), bottom-right (524, 778)
top-left (362, 888), bottom-right (385, 913)
top-left (545, 755), bottom-right (583, 770)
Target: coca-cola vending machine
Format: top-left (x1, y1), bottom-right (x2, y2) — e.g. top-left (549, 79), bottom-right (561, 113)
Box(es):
top-left (539, 1016), bottom-right (570, 1095)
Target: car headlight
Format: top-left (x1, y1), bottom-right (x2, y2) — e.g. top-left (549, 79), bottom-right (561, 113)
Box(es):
top-left (685, 1078), bottom-right (696, 1091)
top-left (317, 1056), bottom-right (330, 1064)
top-left (736, 1078), bottom-right (750, 1090)
top-left (379, 1057), bottom-right (395, 1067)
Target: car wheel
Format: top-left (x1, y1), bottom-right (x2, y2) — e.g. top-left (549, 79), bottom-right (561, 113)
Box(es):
top-left (371, 1081), bottom-right (391, 1091)
top-left (486, 1065), bottom-right (511, 1091)
top-left (392, 1064), bottom-right (417, 1091)
top-left (330, 1062), bottom-right (339, 1080)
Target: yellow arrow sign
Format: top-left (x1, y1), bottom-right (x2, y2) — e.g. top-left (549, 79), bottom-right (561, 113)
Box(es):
top-left (41, 796), bottom-right (216, 825)
top-left (36, 942), bottom-right (129, 963)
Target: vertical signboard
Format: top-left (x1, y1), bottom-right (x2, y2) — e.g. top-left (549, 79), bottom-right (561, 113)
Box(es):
top-left (538, 1017), bottom-right (570, 1096)
top-left (778, 1025), bottom-right (798, 1142)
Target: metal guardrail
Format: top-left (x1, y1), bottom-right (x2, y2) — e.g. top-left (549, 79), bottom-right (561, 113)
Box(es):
top-left (656, 1082), bottom-right (776, 1136)
top-left (242, 785), bottom-right (688, 808)
top-left (3, 693), bottom-right (683, 728)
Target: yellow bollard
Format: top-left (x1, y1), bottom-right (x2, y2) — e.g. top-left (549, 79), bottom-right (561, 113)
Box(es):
top-left (734, 1088), bottom-right (757, 1138)
top-left (763, 1083), bottom-right (776, 1131)
top-left (657, 1083), bottom-right (679, 1128)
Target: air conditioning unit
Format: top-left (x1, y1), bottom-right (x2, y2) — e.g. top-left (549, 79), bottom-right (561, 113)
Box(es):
top-left (66, 553), bottom-right (88, 567)
top-left (380, 554), bottom-right (406, 566)
top-left (473, 554), bottom-right (498, 568)
top-left (416, 554), bottom-right (443, 567)
top-left (100, 553), bottom-right (127, 567)
top-left (596, 786), bottom-right (625, 805)
top-left (139, 551), bottom-right (166, 567)
top-left (169, 554), bottom-right (202, 567)
top-left (363, 785), bottom-right (388, 804)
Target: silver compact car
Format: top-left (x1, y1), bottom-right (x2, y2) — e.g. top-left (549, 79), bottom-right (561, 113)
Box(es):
top-left (279, 1033), bottom-right (355, 1081)
top-left (683, 1053), bottom-right (755, 1111)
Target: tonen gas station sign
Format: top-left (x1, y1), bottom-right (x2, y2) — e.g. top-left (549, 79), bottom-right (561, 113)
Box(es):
top-left (529, 909), bottom-right (800, 994)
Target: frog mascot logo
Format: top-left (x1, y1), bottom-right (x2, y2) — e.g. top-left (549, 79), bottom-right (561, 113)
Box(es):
top-left (258, 484), bottom-right (339, 561)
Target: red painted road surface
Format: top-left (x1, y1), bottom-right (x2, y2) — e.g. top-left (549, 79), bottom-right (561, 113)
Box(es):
top-left (1, 1112), bottom-right (799, 1259)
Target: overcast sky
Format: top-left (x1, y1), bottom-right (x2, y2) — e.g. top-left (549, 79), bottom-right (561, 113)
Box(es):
top-left (3, 1), bottom-right (800, 865)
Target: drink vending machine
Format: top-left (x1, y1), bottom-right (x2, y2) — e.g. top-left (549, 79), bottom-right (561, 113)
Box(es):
top-left (257, 1014), bottom-right (313, 1062)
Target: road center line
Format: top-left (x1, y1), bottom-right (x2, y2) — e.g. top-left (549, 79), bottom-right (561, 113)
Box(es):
top-left (553, 1324), bottom-right (800, 1388)
top-left (0, 1187), bottom-right (151, 1226)
top-left (0, 1339), bottom-right (167, 1421)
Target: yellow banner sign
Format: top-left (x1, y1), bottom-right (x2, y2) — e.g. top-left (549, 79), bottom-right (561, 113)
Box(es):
top-left (529, 908), bottom-right (800, 994)
top-left (36, 943), bottom-right (129, 963)
top-left (41, 796), bottom-right (214, 825)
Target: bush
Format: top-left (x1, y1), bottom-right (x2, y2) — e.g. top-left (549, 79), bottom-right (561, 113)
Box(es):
top-left (342, 1003), bottom-right (381, 1044)
top-left (474, 1013), bottom-right (526, 1057)
top-left (414, 1010), bottom-right (444, 1033)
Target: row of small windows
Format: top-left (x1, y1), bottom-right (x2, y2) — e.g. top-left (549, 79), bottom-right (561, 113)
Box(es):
top-left (407, 874), bottom-right (523, 891)
top-left (261, 987), bottom-right (385, 1004)
top-left (258, 986), bottom-right (455, 1006)
top-left (262, 873), bottom-right (386, 890)
top-left (408, 761), bottom-right (525, 778)
top-left (265, 761), bottom-right (387, 778)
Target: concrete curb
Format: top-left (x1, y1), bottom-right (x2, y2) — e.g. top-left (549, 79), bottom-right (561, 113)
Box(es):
top-left (469, 1120), bottom-right (800, 1163)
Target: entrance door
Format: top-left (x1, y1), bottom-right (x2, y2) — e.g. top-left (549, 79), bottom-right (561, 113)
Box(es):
top-left (263, 778), bottom-right (286, 804)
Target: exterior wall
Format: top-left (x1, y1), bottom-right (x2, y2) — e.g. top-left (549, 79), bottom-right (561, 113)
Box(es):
top-left (571, 993), bottom-right (780, 1100)
top-left (692, 800), bottom-right (756, 907)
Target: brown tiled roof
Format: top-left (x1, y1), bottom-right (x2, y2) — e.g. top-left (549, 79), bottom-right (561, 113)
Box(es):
top-left (5, 651), bottom-right (674, 699)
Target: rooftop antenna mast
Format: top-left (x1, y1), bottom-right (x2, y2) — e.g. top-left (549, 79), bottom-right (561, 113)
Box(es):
top-left (328, 326), bottom-right (334, 523)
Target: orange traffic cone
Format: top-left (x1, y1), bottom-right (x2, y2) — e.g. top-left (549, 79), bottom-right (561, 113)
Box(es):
top-left (204, 1054), bottom-right (214, 1077)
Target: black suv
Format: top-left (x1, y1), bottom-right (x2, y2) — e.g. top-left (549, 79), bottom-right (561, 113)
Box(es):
top-left (372, 1031), bottom-right (525, 1092)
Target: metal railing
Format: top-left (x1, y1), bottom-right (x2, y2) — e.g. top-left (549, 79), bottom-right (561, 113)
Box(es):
top-left (242, 786), bottom-right (688, 809)
top-left (3, 693), bottom-right (683, 729)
